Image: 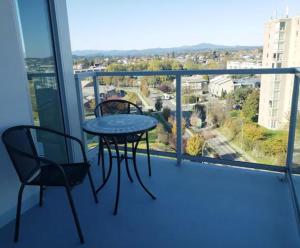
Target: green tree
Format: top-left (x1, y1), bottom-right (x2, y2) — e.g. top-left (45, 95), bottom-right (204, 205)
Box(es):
top-left (242, 90), bottom-right (260, 122)
top-left (233, 87), bottom-right (253, 105)
top-left (186, 134), bottom-right (205, 156)
top-left (155, 97), bottom-right (163, 111)
top-left (162, 107), bottom-right (171, 120)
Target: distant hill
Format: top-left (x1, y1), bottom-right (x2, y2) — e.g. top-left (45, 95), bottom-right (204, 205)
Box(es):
top-left (72, 43), bottom-right (260, 57)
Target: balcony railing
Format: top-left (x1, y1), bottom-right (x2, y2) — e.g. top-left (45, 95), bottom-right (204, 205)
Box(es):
top-left (73, 68), bottom-right (299, 170)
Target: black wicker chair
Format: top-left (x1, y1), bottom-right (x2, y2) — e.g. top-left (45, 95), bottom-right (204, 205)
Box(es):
top-left (2, 125), bottom-right (98, 244)
top-left (94, 99), bottom-right (152, 182)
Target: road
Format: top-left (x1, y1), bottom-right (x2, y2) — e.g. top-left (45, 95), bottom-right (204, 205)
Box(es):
top-left (205, 130), bottom-right (245, 161)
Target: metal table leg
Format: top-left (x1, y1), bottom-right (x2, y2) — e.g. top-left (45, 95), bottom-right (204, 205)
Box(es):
top-left (112, 136), bottom-right (121, 215)
top-left (96, 137), bottom-right (113, 194)
top-left (132, 132), bottom-right (156, 200)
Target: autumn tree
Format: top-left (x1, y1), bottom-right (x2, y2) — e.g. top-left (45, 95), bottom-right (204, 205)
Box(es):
top-left (186, 134), bottom-right (205, 156)
top-left (156, 123), bottom-right (169, 144)
top-left (171, 117), bottom-right (186, 136)
top-left (243, 123), bottom-right (264, 150)
top-left (140, 81), bottom-right (150, 97)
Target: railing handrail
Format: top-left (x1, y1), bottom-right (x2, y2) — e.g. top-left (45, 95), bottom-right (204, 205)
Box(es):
top-left (26, 67), bottom-right (300, 80)
top-left (74, 67), bottom-right (299, 79)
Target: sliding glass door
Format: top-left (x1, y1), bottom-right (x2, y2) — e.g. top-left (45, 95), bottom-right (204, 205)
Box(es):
top-left (16, 0), bottom-right (68, 163)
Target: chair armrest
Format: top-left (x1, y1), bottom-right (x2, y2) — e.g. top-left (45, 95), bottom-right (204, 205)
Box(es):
top-left (5, 146), bottom-right (70, 185)
top-left (30, 126), bottom-right (88, 163)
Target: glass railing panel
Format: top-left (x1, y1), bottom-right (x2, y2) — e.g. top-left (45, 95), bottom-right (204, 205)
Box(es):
top-left (184, 73), bottom-right (292, 167)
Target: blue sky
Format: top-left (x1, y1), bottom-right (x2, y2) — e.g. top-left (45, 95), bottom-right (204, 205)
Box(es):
top-left (66, 0), bottom-right (300, 51)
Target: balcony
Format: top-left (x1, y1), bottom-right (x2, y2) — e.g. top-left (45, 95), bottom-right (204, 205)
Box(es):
top-left (0, 150), bottom-right (299, 247)
top-left (0, 67), bottom-right (298, 247)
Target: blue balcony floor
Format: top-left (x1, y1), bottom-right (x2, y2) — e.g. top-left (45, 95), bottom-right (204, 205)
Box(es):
top-left (0, 152), bottom-right (299, 248)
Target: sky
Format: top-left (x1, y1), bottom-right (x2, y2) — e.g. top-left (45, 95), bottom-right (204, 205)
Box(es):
top-left (66, 0), bottom-right (300, 51)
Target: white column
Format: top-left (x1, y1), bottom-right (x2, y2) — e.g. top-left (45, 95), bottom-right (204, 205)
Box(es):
top-left (52, 0), bottom-right (82, 161)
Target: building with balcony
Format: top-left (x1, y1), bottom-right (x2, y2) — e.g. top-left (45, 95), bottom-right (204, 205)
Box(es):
top-left (258, 15), bottom-right (300, 129)
top-left (0, 1), bottom-right (300, 248)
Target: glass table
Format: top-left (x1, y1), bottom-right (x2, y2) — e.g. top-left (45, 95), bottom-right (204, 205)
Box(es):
top-left (83, 114), bottom-right (158, 215)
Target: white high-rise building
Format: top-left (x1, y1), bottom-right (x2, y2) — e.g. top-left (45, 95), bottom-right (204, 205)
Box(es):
top-left (258, 15), bottom-right (300, 129)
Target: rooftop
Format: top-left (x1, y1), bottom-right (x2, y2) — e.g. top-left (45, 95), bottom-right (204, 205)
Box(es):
top-left (0, 152), bottom-right (299, 248)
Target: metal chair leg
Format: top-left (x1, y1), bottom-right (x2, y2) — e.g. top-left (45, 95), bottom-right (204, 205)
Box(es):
top-left (146, 132), bottom-right (152, 177)
top-left (14, 184), bottom-right (25, 242)
top-left (65, 185), bottom-right (84, 244)
top-left (39, 185), bottom-right (43, 207)
top-left (113, 137), bottom-right (121, 215)
top-left (87, 171), bottom-right (98, 203)
top-left (124, 139), bottom-right (133, 183)
top-left (132, 134), bottom-right (156, 200)
top-left (97, 138), bottom-right (101, 166)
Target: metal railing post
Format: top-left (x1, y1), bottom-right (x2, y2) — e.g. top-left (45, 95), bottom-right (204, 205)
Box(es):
top-left (93, 75), bottom-right (100, 108)
top-left (75, 75), bottom-right (87, 150)
top-left (176, 74), bottom-right (183, 166)
top-left (286, 74), bottom-right (300, 170)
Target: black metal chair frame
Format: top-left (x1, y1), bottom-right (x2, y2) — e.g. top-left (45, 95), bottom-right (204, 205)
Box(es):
top-left (2, 125), bottom-right (98, 244)
top-left (94, 99), bottom-right (152, 182)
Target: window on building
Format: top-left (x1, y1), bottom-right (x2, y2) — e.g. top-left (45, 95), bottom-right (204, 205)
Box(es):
top-left (277, 53), bottom-right (283, 60)
top-left (271, 120), bottom-right (277, 129)
top-left (280, 22), bottom-right (286, 31)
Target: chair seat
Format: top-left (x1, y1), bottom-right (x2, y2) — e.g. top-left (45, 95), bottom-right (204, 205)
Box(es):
top-left (29, 163), bottom-right (90, 187)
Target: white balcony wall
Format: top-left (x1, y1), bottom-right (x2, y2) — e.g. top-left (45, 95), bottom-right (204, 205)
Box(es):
top-left (0, 0), bottom-right (38, 227)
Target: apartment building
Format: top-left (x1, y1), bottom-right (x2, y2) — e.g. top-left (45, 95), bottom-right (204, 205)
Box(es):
top-left (227, 61), bottom-right (262, 69)
top-left (174, 75), bottom-right (208, 95)
top-left (258, 15), bottom-right (300, 129)
top-left (209, 75), bottom-right (234, 97)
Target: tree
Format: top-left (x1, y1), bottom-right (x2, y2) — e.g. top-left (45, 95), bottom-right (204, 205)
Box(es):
top-left (184, 59), bottom-right (199, 70)
top-left (159, 84), bottom-right (172, 93)
top-left (190, 112), bottom-right (202, 128)
top-left (193, 104), bottom-right (206, 122)
top-left (261, 136), bottom-right (287, 164)
top-left (242, 90), bottom-right (260, 122)
top-left (171, 117), bottom-right (186, 136)
top-left (243, 123), bottom-right (264, 150)
top-left (233, 87), bottom-right (253, 105)
top-left (186, 134), bottom-right (205, 156)
top-left (162, 107), bottom-right (171, 120)
top-left (156, 123), bottom-right (169, 144)
top-left (207, 101), bottom-right (227, 127)
top-left (155, 97), bottom-right (163, 111)
top-left (140, 81), bottom-right (150, 97)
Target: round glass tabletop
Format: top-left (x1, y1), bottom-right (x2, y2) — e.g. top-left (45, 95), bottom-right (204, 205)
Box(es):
top-left (83, 114), bottom-right (158, 136)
